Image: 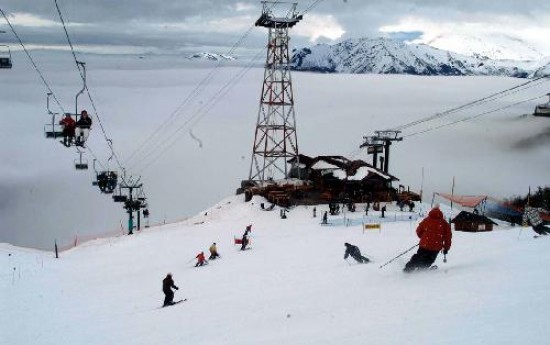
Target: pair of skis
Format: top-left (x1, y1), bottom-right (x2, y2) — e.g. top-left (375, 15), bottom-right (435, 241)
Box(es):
top-left (162, 298), bottom-right (187, 308)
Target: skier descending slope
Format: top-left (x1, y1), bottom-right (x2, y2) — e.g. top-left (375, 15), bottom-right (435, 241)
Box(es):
top-left (241, 225), bottom-right (252, 251)
top-left (404, 204), bottom-right (452, 273)
top-left (524, 207), bottom-right (550, 236)
top-left (344, 243), bottom-right (370, 263)
top-left (209, 243), bottom-right (221, 260)
top-left (162, 273), bottom-right (179, 307)
top-left (195, 252), bottom-right (208, 267)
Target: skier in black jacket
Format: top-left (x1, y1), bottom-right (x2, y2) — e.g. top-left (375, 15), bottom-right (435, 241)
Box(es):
top-left (344, 243), bottom-right (370, 263)
top-left (162, 273), bottom-right (179, 306)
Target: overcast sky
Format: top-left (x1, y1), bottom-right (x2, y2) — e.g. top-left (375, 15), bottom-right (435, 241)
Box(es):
top-left (1, 0), bottom-right (549, 57)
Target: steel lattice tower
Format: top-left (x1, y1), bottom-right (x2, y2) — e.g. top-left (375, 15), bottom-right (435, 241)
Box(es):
top-left (248, 2), bottom-right (303, 186)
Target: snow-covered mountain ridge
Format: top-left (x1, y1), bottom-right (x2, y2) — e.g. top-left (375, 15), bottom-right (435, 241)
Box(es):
top-left (187, 52), bottom-right (236, 61)
top-left (421, 33), bottom-right (545, 61)
top-left (291, 37), bottom-right (547, 77)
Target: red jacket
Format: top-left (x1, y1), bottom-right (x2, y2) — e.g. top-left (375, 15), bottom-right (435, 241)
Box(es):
top-left (59, 117), bottom-right (76, 129)
top-left (196, 252), bottom-right (206, 263)
top-left (417, 208), bottom-right (452, 252)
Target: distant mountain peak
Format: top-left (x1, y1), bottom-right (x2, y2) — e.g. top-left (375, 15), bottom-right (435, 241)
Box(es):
top-left (187, 52), bottom-right (236, 61)
top-left (419, 33), bottom-right (544, 61)
top-left (291, 37), bottom-right (536, 78)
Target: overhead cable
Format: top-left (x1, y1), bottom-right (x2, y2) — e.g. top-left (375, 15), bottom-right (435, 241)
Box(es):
top-left (124, 0), bottom-right (282, 167)
top-left (0, 7), bottom-right (66, 114)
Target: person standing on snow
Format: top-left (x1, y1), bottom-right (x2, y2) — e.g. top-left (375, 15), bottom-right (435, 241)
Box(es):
top-left (344, 243), bottom-right (370, 263)
top-left (404, 204), bottom-right (452, 272)
top-left (241, 228), bottom-right (251, 251)
top-left (524, 207), bottom-right (550, 235)
top-left (162, 273), bottom-right (179, 306)
top-left (322, 211), bottom-right (328, 224)
top-left (209, 243), bottom-right (221, 260)
top-left (195, 252), bottom-right (208, 267)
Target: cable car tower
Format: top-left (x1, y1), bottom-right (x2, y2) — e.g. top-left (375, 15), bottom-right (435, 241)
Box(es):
top-left (248, 2), bottom-right (303, 186)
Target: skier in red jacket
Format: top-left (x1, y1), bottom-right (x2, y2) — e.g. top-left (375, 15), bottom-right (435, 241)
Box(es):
top-left (195, 252), bottom-right (208, 267)
top-left (404, 204), bottom-right (452, 272)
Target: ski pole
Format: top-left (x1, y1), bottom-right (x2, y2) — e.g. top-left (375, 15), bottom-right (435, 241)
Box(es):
top-left (517, 227), bottom-right (524, 240)
top-left (379, 243), bottom-right (419, 269)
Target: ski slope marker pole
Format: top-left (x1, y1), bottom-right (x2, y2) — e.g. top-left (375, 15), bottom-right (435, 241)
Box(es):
top-left (379, 244), bottom-right (419, 269)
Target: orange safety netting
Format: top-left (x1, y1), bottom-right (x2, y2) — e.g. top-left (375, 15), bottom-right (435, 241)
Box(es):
top-left (435, 193), bottom-right (487, 208)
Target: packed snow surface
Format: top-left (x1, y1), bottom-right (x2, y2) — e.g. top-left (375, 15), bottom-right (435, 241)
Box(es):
top-left (2, 195), bottom-right (549, 344)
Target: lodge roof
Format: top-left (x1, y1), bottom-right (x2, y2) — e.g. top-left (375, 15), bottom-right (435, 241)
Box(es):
top-left (451, 211), bottom-right (498, 225)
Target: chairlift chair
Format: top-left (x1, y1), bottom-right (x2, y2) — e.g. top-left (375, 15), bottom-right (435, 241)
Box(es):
top-left (44, 94), bottom-right (65, 139)
top-left (534, 93), bottom-right (550, 117)
top-left (112, 189), bottom-right (127, 203)
top-left (0, 45), bottom-right (12, 69)
top-left (94, 170), bottom-right (118, 194)
top-left (74, 150), bottom-right (88, 170)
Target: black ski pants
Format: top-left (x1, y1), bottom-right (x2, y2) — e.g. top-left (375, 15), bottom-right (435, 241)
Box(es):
top-left (533, 224), bottom-right (550, 235)
top-left (163, 289), bottom-right (174, 306)
top-left (404, 247), bottom-right (439, 272)
top-left (352, 254), bottom-right (369, 263)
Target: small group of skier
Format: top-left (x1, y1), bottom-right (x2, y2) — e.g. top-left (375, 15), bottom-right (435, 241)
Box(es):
top-left (162, 242), bottom-right (221, 306)
top-left (162, 225), bottom-right (252, 306)
top-left (348, 202), bottom-right (549, 273)
top-left (341, 204), bottom-right (451, 271)
top-left (162, 203), bottom-right (548, 307)
top-left (195, 242), bottom-right (222, 267)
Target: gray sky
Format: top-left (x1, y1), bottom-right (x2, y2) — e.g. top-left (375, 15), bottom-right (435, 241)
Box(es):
top-left (1, 1), bottom-right (549, 56)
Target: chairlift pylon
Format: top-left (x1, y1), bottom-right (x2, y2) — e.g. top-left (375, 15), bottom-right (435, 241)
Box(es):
top-left (0, 45), bottom-right (12, 69)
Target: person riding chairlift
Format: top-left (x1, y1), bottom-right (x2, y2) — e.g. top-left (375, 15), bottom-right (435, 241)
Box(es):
top-left (59, 113), bottom-right (76, 147)
top-left (75, 110), bottom-right (92, 147)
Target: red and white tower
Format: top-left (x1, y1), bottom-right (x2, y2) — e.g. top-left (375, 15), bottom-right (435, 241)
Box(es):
top-left (248, 2), bottom-right (303, 186)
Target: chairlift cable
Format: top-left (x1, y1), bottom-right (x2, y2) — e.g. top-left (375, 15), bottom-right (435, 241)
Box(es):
top-left (124, 26), bottom-right (259, 166)
top-left (0, 7), bottom-right (66, 114)
top-left (301, 0), bottom-right (325, 15)
top-left (352, 79), bottom-right (550, 159)
top-left (403, 94), bottom-right (548, 138)
top-left (124, 1), bottom-right (283, 167)
top-left (53, 0), bottom-right (127, 180)
top-left (131, 51), bottom-right (262, 173)
top-left (391, 75), bottom-right (550, 132)
top-left (130, 50), bottom-right (264, 173)
top-left (85, 144), bottom-right (106, 171)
